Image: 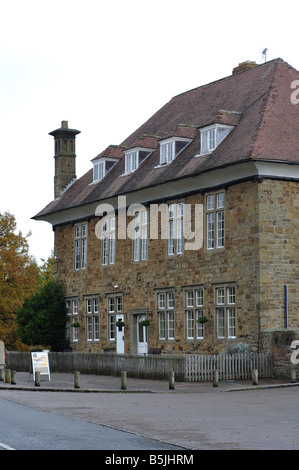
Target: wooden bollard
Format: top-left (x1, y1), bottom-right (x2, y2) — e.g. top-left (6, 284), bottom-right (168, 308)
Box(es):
top-left (252, 369), bottom-right (258, 385)
top-left (169, 370), bottom-right (175, 390)
top-left (11, 370), bottom-right (16, 385)
top-left (74, 371), bottom-right (80, 389)
top-left (5, 369), bottom-right (11, 384)
top-left (35, 371), bottom-right (40, 387)
top-left (213, 370), bottom-right (219, 387)
top-left (0, 368), bottom-right (4, 381)
top-left (121, 371), bottom-right (127, 390)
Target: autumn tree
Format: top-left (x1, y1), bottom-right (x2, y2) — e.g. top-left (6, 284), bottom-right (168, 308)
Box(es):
top-left (0, 212), bottom-right (39, 349)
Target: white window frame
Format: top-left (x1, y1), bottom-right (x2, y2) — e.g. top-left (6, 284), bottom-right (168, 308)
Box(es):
top-left (133, 210), bottom-right (148, 262)
top-left (102, 217), bottom-right (115, 265)
top-left (199, 124), bottom-right (234, 155)
top-left (75, 223), bottom-right (87, 270)
top-left (93, 160), bottom-right (105, 182)
top-left (215, 286), bottom-right (236, 339)
top-left (85, 296), bottom-right (100, 342)
top-left (125, 151), bottom-right (138, 174)
top-left (157, 290), bottom-right (175, 341)
top-left (168, 202), bottom-right (184, 256)
top-left (184, 287), bottom-right (204, 340)
top-left (66, 299), bottom-right (79, 342)
top-left (206, 192), bottom-right (225, 250)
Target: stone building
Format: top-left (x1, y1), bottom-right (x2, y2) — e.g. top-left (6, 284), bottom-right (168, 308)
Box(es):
top-left (34, 58), bottom-right (299, 356)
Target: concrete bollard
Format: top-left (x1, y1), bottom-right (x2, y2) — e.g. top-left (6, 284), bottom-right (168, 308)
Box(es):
top-left (5, 369), bottom-right (11, 384)
top-left (121, 371), bottom-right (127, 390)
top-left (11, 370), bottom-right (16, 385)
top-left (169, 370), bottom-right (175, 390)
top-left (74, 371), bottom-right (80, 389)
top-left (35, 371), bottom-right (40, 387)
top-left (252, 369), bottom-right (258, 385)
top-left (213, 370), bottom-right (219, 387)
top-left (290, 367), bottom-right (296, 383)
top-left (0, 368), bottom-right (4, 381)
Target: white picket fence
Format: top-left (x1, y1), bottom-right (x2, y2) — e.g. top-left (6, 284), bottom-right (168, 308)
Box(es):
top-left (185, 352), bottom-right (273, 381)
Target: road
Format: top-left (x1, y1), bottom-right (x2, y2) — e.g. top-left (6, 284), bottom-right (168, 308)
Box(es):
top-left (0, 398), bottom-right (183, 451)
top-left (0, 373), bottom-right (299, 450)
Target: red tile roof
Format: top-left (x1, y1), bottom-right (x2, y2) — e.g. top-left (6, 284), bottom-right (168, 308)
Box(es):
top-left (34, 58), bottom-right (299, 220)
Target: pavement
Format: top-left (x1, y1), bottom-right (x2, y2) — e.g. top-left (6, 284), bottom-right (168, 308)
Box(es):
top-left (0, 370), bottom-right (298, 393)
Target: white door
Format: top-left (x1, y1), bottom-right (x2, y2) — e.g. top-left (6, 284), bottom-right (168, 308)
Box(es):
top-left (116, 314), bottom-right (125, 354)
top-left (137, 315), bottom-right (148, 354)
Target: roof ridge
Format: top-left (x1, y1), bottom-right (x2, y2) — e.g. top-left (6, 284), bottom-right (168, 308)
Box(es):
top-left (172, 58), bottom-right (286, 100)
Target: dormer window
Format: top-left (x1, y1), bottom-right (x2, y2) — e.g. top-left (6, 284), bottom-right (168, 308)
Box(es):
top-left (92, 158), bottom-right (119, 183)
top-left (158, 137), bottom-right (192, 166)
top-left (199, 124), bottom-right (234, 155)
top-left (125, 151), bottom-right (138, 174)
top-left (93, 160), bottom-right (105, 182)
top-left (123, 147), bottom-right (154, 175)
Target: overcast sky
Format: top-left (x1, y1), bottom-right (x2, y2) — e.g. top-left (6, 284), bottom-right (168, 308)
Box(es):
top-left (1, 0), bottom-right (299, 263)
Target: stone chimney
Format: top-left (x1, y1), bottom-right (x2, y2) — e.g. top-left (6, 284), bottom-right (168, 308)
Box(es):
top-left (49, 121), bottom-right (81, 199)
top-left (232, 61), bottom-right (258, 75)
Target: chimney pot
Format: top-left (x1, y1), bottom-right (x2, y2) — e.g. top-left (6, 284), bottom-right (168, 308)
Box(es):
top-left (61, 120), bottom-right (68, 129)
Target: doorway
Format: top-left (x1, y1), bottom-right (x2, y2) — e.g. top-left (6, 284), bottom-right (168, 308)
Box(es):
top-left (137, 314), bottom-right (148, 354)
top-left (116, 314), bottom-right (125, 354)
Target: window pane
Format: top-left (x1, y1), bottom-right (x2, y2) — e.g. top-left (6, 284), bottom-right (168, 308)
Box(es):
top-left (186, 310), bottom-right (194, 339)
top-left (158, 312), bottom-right (166, 339)
top-left (216, 308), bottom-right (225, 337)
top-left (227, 307), bottom-right (236, 337)
top-left (168, 311), bottom-right (175, 339)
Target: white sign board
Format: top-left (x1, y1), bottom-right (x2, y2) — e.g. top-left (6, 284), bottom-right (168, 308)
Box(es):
top-left (31, 351), bottom-right (50, 381)
top-left (0, 341), bottom-right (5, 367)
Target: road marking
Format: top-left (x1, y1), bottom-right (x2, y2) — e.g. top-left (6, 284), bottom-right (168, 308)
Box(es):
top-left (0, 442), bottom-right (15, 450)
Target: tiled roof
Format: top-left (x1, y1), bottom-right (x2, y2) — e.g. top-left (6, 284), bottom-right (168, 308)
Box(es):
top-left (34, 58), bottom-right (299, 220)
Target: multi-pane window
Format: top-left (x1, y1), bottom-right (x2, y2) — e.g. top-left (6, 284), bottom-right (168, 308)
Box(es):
top-left (86, 297), bottom-right (100, 342)
top-left (160, 141), bottom-right (174, 165)
top-left (107, 295), bottom-right (122, 341)
top-left (75, 223), bottom-right (87, 270)
top-left (206, 192), bottom-right (224, 250)
top-left (201, 128), bottom-right (216, 154)
top-left (200, 125), bottom-right (233, 155)
top-left (215, 286), bottom-right (236, 338)
top-left (185, 288), bottom-right (204, 339)
top-left (157, 291), bottom-right (175, 340)
top-left (102, 217), bottom-right (115, 265)
top-left (93, 161), bottom-right (105, 182)
top-left (125, 151), bottom-right (138, 174)
top-left (66, 299), bottom-right (79, 342)
top-left (168, 203), bottom-right (184, 256)
top-left (133, 211), bottom-right (148, 262)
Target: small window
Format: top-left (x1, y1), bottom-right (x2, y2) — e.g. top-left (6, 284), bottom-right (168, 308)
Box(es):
top-left (75, 223), bottom-right (87, 270)
top-left (157, 290), bottom-right (175, 341)
top-left (215, 286), bottom-right (237, 338)
top-left (184, 287), bottom-right (205, 340)
top-left (158, 138), bottom-right (191, 166)
top-left (199, 125), bottom-right (233, 155)
top-left (125, 151), bottom-right (138, 174)
top-left (93, 161), bottom-right (105, 182)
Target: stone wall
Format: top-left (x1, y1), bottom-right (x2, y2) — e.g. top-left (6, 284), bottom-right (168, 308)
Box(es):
top-left (53, 178), bottom-right (299, 358)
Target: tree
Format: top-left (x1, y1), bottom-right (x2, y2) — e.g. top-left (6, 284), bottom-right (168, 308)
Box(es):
top-left (16, 279), bottom-right (69, 351)
top-left (0, 212), bottom-right (39, 349)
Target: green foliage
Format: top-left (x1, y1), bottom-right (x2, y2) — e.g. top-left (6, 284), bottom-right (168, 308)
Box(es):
top-left (16, 280), bottom-right (69, 351)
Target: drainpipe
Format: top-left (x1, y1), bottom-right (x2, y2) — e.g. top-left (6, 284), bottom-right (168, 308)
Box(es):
top-left (284, 285), bottom-right (288, 328)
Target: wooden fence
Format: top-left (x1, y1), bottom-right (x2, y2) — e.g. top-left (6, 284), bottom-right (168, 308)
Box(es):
top-left (184, 352), bottom-right (273, 381)
top-left (6, 351), bottom-right (273, 382)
